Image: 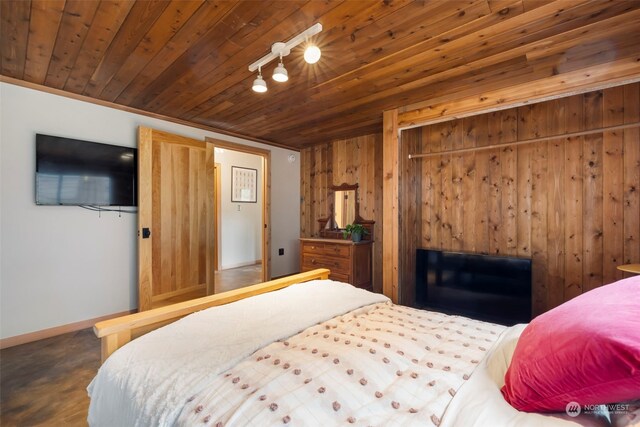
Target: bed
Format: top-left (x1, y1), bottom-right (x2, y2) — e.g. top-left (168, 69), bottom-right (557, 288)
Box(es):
top-left (88, 269), bottom-right (633, 426)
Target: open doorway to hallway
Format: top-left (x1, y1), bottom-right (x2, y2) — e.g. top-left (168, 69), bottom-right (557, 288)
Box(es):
top-left (211, 140), bottom-right (270, 293)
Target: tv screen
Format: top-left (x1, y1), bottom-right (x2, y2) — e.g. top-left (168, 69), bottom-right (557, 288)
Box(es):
top-left (416, 249), bottom-right (532, 325)
top-left (35, 134), bottom-right (137, 206)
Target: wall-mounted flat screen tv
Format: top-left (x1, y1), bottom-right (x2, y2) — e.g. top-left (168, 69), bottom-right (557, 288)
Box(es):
top-left (35, 134), bottom-right (137, 206)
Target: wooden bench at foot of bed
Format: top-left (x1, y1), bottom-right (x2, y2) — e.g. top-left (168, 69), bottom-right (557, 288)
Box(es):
top-left (94, 269), bottom-right (331, 363)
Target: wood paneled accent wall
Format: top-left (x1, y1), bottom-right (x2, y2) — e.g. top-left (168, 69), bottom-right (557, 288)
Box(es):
top-left (409, 83), bottom-right (640, 316)
top-left (300, 134), bottom-right (383, 293)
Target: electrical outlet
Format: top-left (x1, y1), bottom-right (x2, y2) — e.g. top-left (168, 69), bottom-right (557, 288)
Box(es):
top-left (278, 248), bottom-right (284, 256)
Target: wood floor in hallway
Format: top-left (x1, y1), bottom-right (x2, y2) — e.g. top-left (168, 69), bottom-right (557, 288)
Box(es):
top-left (0, 264), bottom-right (265, 426)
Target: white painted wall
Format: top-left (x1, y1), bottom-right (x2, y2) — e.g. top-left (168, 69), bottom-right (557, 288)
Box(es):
top-left (0, 82), bottom-right (300, 340)
top-left (216, 149), bottom-right (263, 269)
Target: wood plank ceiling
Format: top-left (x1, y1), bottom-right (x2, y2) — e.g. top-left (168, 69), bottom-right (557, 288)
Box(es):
top-left (1, 0), bottom-right (640, 149)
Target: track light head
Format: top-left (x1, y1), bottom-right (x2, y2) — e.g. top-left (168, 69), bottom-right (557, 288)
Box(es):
top-left (304, 44), bottom-right (321, 64)
top-left (252, 68), bottom-right (267, 93)
top-left (272, 59), bottom-right (288, 82)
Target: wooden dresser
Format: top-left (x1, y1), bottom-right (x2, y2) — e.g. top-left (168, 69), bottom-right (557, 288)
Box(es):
top-left (300, 238), bottom-right (372, 291)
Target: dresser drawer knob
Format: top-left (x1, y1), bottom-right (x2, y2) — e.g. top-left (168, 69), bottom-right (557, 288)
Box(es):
top-left (311, 259), bottom-right (316, 264)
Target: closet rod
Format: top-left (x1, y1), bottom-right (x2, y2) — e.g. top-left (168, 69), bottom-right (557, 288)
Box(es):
top-left (407, 121), bottom-right (640, 159)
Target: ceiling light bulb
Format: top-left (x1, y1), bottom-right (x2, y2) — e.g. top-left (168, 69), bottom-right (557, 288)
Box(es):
top-left (304, 45), bottom-right (321, 64)
top-left (252, 71), bottom-right (267, 93)
top-left (272, 61), bottom-right (288, 82)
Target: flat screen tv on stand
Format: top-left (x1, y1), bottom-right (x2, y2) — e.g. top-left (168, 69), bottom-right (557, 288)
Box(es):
top-left (416, 249), bottom-right (532, 326)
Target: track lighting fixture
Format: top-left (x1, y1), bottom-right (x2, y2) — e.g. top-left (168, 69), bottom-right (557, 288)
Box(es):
top-left (248, 23), bottom-right (322, 93)
top-left (252, 67), bottom-right (267, 93)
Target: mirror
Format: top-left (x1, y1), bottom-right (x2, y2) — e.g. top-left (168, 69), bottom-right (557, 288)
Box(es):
top-left (318, 183), bottom-right (374, 240)
top-left (333, 189), bottom-right (356, 229)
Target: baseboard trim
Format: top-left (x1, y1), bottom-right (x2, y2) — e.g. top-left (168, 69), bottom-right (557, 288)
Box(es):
top-left (221, 260), bottom-right (262, 270)
top-left (0, 309), bottom-right (136, 350)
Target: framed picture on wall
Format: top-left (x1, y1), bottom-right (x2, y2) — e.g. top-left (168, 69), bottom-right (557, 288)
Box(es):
top-left (231, 166), bottom-right (258, 203)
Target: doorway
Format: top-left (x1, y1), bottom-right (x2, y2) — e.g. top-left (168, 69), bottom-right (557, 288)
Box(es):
top-left (208, 138), bottom-right (270, 292)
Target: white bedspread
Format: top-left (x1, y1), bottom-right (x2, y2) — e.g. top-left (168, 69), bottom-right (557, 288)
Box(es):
top-left (175, 302), bottom-right (504, 426)
top-left (87, 280), bottom-right (388, 426)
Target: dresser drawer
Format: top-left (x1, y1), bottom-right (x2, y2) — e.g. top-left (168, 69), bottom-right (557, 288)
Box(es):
top-left (301, 253), bottom-right (350, 275)
top-left (302, 242), bottom-right (350, 258)
top-left (328, 272), bottom-right (350, 284)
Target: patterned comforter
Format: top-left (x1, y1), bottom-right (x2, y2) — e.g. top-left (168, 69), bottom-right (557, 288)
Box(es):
top-left (176, 301), bottom-right (505, 426)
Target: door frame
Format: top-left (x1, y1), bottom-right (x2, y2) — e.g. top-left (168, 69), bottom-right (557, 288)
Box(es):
top-left (214, 162), bottom-right (221, 271)
top-left (206, 137), bottom-right (271, 282)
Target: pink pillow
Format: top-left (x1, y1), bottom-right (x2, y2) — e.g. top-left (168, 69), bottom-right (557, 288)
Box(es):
top-left (501, 276), bottom-right (640, 412)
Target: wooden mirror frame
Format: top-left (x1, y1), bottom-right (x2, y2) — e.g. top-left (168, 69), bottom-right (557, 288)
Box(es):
top-left (318, 183), bottom-right (375, 240)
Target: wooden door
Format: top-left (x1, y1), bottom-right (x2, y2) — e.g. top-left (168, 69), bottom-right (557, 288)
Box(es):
top-left (138, 127), bottom-right (214, 311)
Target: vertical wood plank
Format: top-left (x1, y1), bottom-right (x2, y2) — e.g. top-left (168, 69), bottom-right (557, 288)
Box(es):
top-left (602, 86), bottom-right (625, 284)
top-left (383, 109), bottom-right (400, 303)
top-left (263, 153), bottom-right (271, 282)
top-left (499, 109), bottom-right (518, 255)
top-left (623, 84), bottom-right (640, 274)
top-left (546, 98), bottom-right (566, 310)
top-left (564, 94), bottom-right (584, 301)
top-left (421, 127), bottom-right (434, 248)
top-left (171, 147), bottom-right (189, 291)
top-left (582, 90), bottom-right (604, 292)
top-left (401, 129), bottom-right (421, 306)
top-left (300, 148), bottom-right (310, 238)
top-left (487, 146), bottom-right (502, 255)
top-left (450, 121), bottom-right (465, 250)
top-left (461, 117), bottom-right (477, 253)
top-left (189, 149), bottom-right (198, 286)
top-left (373, 133), bottom-right (384, 293)
top-left (138, 127), bottom-right (153, 311)
top-left (472, 115), bottom-right (490, 254)
top-left (439, 122), bottom-right (454, 250)
top-left (429, 124), bottom-right (443, 249)
top-left (529, 102), bottom-right (549, 316)
top-left (516, 108), bottom-right (532, 260)
top-left (205, 144), bottom-right (215, 295)
top-left (487, 111), bottom-right (503, 255)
